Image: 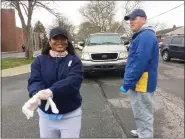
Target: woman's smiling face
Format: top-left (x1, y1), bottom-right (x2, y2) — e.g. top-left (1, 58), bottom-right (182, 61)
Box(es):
top-left (49, 35), bottom-right (68, 52)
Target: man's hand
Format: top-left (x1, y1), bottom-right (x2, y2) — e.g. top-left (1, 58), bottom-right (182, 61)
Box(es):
top-left (120, 86), bottom-right (128, 93)
top-left (38, 89), bottom-right (53, 100)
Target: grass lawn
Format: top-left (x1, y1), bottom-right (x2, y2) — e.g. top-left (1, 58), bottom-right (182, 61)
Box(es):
top-left (2, 58), bottom-right (34, 70)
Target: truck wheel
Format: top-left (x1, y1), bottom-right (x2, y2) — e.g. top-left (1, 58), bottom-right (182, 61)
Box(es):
top-left (162, 50), bottom-right (171, 61)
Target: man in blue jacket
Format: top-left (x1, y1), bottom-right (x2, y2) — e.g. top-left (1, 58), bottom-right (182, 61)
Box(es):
top-left (120, 9), bottom-right (159, 138)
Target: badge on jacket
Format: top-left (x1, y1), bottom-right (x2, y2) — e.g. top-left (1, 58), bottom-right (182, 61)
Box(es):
top-left (68, 60), bottom-right (72, 67)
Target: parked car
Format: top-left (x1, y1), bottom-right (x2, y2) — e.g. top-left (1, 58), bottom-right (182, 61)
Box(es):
top-left (160, 35), bottom-right (184, 61)
top-left (74, 44), bottom-right (78, 49)
top-left (77, 45), bottom-right (83, 50)
top-left (77, 41), bottom-right (84, 50)
top-left (80, 32), bottom-right (128, 74)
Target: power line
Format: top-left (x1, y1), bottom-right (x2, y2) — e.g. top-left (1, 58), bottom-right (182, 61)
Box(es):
top-left (147, 2), bottom-right (184, 20)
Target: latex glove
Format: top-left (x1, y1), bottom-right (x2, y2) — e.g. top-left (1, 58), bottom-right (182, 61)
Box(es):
top-left (120, 86), bottom-right (128, 93)
top-left (22, 93), bottom-right (41, 119)
top-left (22, 96), bottom-right (59, 119)
top-left (38, 89), bottom-right (53, 100)
top-left (45, 97), bottom-right (59, 114)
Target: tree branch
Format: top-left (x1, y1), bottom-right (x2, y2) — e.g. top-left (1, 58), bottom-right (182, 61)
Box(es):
top-left (2, 1), bottom-right (12, 8)
top-left (124, 1), bottom-right (130, 9)
top-left (26, 1), bottom-right (33, 29)
top-left (19, 2), bottom-right (28, 16)
top-left (129, 1), bottom-right (142, 13)
top-left (13, 1), bottom-right (26, 28)
top-left (115, 1), bottom-right (143, 33)
top-left (35, 1), bottom-right (60, 18)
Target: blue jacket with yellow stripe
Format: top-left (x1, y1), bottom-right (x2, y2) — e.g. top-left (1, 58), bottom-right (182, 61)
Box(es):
top-left (123, 25), bottom-right (159, 93)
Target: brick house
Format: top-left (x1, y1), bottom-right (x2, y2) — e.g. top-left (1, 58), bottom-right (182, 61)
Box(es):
top-left (1, 9), bottom-right (40, 52)
top-left (1, 9), bottom-right (24, 52)
top-left (16, 27), bottom-right (24, 51)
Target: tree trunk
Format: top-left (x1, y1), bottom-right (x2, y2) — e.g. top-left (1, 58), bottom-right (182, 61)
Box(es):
top-left (23, 28), bottom-right (33, 59)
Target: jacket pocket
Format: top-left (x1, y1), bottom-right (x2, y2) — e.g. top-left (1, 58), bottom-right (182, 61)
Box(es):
top-left (135, 72), bottom-right (148, 93)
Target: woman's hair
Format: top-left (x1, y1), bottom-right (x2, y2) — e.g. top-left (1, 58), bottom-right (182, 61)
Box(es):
top-left (41, 39), bottom-right (76, 55)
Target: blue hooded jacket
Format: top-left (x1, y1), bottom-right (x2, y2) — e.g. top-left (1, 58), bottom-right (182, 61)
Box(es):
top-left (123, 25), bottom-right (159, 93)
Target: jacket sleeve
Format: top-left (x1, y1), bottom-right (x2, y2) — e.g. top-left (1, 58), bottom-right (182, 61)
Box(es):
top-left (49, 56), bottom-right (83, 97)
top-left (27, 57), bottom-right (46, 97)
top-left (123, 32), bottom-right (156, 90)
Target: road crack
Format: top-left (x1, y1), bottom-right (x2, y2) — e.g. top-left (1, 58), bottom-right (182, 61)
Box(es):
top-left (94, 79), bottom-right (128, 138)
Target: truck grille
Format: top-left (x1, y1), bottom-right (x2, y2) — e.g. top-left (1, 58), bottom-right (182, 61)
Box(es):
top-left (91, 53), bottom-right (118, 60)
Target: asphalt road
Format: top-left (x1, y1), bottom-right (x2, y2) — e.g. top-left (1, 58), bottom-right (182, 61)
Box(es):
top-left (1, 49), bottom-right (184, 138)
top-left (2, 73), bottom-right (126, 138)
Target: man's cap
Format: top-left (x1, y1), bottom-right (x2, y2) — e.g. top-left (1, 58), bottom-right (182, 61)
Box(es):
top-left (49, 27), bottom-right (68, 39)
top-left (124, 9), bottom-right (147, 21)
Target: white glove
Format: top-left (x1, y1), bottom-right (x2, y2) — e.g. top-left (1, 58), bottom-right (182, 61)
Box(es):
top-left (38, 89), bottom-right (59, 113)
top-left (45, 97), bottom-right (59, 114)
top-left (38, 89), bottom-right (53, 100)
top-left (22, 91), bottom-right (59, 119)
top-left (22, 93), bottom-right (41, 119)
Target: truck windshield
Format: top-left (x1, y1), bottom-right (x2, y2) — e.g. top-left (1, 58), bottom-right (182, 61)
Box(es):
top-left (86, 34), bottom-right (123, 46)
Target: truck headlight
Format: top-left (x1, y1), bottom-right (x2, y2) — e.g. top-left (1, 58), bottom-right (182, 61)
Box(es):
top-left (119, 52), bottom-right (128, 59)
top-left (81, 53), bottom-right (91, 60)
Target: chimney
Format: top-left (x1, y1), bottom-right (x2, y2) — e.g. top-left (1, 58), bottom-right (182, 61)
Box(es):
top-left (173, 25), bottom-right (176, 29)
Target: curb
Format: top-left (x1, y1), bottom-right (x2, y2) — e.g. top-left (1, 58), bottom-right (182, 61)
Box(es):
top-left (1, 64), bottom-right (31, 77)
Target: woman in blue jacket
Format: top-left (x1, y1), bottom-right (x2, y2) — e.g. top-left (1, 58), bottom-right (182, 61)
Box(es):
top-left (27, 27), bottom-right (83, 138)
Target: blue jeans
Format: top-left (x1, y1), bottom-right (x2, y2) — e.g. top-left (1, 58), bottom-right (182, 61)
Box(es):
top-left (128, 89), bottom-right (154, 138)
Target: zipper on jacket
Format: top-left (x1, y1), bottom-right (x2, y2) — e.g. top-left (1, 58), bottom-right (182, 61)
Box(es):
top-left (56, 57), bottom-right (59, 80)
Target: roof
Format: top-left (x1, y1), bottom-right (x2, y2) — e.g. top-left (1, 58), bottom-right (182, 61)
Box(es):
top-left (156, 26), bottom-right (182, 36)
top-left (166, 27), bottom-right (184, 35)
top-left (90, 32), bottom-right (119, 35)
top-left (166, 34), bottom-right (184, 38)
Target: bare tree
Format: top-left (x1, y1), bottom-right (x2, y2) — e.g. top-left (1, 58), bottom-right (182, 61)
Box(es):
top-left (115, 1), bottom-right (143, 34)
top-left (79, 1), bottom-right (143, 36)
top-left (79, 1), bottom-right (116, 32)
top-left (148, 21), bottom-right (167, 31)
top-left (75, 21), bottom-right (100, 42)
top-left (2, 1), bottom-right (60, 59)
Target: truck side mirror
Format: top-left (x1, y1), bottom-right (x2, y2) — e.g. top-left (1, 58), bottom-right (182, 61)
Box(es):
top-left (79, 41), bottom-right (85, 47)
top-left (124, 41), bottom-right (129, 45)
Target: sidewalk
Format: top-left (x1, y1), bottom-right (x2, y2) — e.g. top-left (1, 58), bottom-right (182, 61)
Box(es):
top-left (1, 64), bottom-right (31, 77)
top-left (1, 51), bottom-right (19, 54)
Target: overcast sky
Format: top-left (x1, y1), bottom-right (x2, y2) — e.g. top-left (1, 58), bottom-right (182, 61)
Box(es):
top-left (15, 1), bottom-right (184, 31)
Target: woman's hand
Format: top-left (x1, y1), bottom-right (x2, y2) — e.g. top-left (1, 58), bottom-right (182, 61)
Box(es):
top-left (38, 89), bottom-right (53, 100)
top-left (22, 94), bottom-right (41, 119)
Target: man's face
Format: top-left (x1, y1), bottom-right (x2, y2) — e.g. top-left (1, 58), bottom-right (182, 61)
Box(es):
top-left (129, 16), bottom-right (146, 32)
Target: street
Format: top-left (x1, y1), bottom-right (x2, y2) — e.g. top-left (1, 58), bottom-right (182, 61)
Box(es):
top-left (1, 50), bottom-right (184, 138)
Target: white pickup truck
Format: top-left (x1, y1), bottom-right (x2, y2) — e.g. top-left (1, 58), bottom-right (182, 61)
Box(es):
top-left (80, 32), bottom-right (128, 74)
